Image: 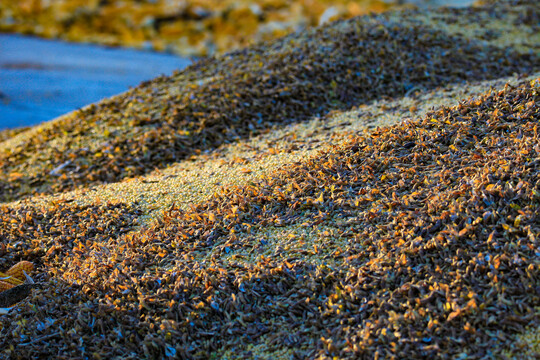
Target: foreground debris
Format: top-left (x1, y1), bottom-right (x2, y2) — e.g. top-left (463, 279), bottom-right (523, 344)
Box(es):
top-left (0, 78), bottom-right (538, 359)
top-left (0, 261), bottom-right (36, 312)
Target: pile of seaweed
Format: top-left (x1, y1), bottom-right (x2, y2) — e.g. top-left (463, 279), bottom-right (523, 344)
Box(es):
top-left (0, 77), bottom-right (538, 359)
top-left (0, 1), bottom-right (539, 359)
top-left (0, 0), bottom-right (538, 203)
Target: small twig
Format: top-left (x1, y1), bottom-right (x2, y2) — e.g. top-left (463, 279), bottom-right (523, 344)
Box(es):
top-left (49, 161), bottom-right (72, 176)
top-left (23, 271), bottom-right (34, 284)
top-left (19, 332), bottom-right (61, 346)
top-left (405, 85), bottom-right (425, 98)
top-left (0, 307), bottom-right (14, 315)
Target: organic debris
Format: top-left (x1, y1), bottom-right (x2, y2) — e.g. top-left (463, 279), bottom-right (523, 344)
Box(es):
top-left (0, 0), bottom-right (538, 203)
top-left (0, 261), bottom-right (36, 309)
top-left (0, 261), bottom-right (34, 290)
top-left (0, 1), bottom-right (539, 358)
top-left (0, 78), bottom-right (538, 358)
top-left (0, 0), bottom-right (400, 57)
top-left (0, 127), bottom-right (29, 145)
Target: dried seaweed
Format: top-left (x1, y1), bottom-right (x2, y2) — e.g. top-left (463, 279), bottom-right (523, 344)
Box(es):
top-left (0, 1), bottom-right (538, 203)
top-left (1, 78), bottom-right (538, 359)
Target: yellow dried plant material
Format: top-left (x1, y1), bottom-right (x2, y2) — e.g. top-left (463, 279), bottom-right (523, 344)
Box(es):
top-left (0, 280), bottom-right (15, 292)
top-left (5, 261), bottom-right (34, 281)
top-left (0, 261), bottom-right (35, 291)
top-left (0, 273), bottom-right (24, 286)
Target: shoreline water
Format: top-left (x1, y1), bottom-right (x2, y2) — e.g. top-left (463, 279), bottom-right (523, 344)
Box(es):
top-left (0, 34), bottom-right (190, 130)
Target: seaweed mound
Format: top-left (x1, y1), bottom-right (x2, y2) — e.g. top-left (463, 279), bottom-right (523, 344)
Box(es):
top-left (0, 1), bottom-right (539, 359)
top-left (0, 0), bottom-right (538, 203)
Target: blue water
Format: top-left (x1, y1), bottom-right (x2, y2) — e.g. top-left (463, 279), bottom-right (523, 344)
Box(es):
top-left (0, 34), bottom-right (191, 130)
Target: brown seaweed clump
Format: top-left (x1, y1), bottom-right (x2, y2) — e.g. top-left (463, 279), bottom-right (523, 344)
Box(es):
top-left (0, 127), bottom-right (29, 145)
top-left (0, 78), bottom-right (537, 358)
top-left (0, 0), bottom-right (538, 204)
top-left (0, 201), bottom-right (141, 302)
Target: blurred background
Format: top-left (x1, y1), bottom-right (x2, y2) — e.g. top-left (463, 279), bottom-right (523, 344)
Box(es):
top-left (0, 0), bottom-right (476, 130)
